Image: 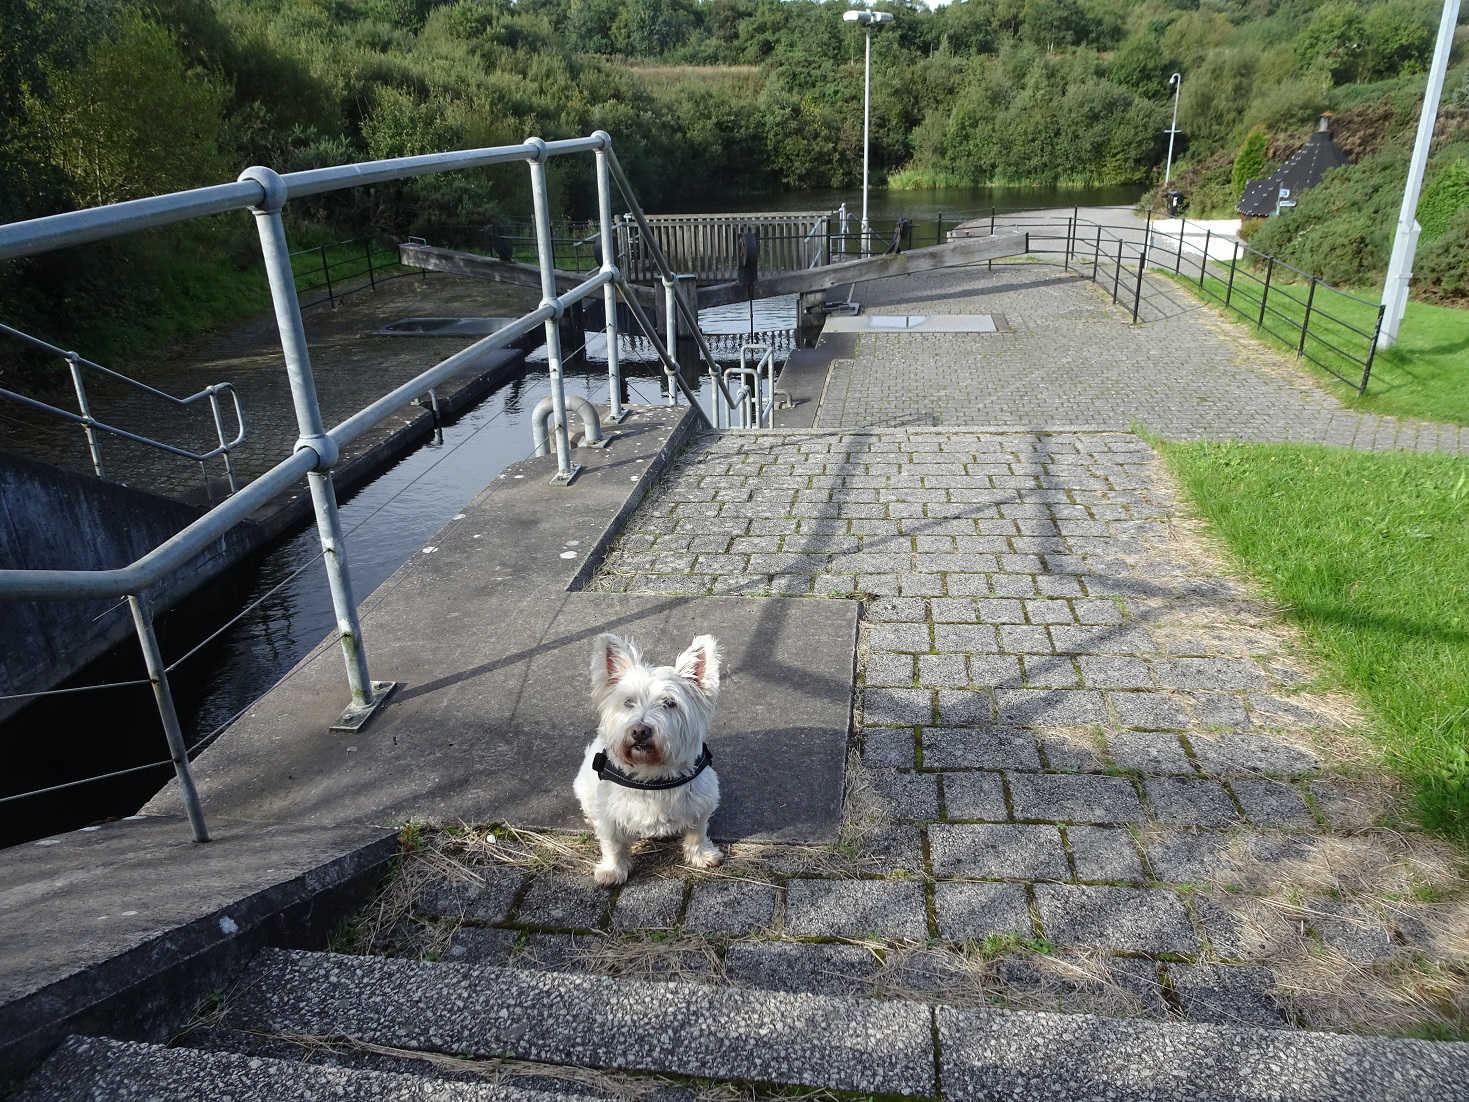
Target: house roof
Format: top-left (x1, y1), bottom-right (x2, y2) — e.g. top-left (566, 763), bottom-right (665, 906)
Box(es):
top-left (1237, 116), bottom-right (1350, 217)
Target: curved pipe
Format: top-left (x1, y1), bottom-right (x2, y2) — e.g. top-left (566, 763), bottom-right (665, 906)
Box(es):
top-left (532, 394), bottom-right (604, 457)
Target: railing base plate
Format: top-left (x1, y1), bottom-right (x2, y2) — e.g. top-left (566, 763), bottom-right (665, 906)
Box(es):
top-left (330, 680), bottom-right (398, 733)
top-left (551, 463), bottom-right (582, 487)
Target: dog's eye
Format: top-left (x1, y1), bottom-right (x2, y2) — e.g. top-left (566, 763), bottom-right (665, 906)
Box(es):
top-left (662, 699), bottom-right (677, 709)
top-left (623, 698), bottom-right (636, 709)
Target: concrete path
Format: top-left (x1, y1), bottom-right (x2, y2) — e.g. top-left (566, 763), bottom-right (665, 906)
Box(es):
top-left (354, 426), bottom-right (1467, 1038)
top-left (812, 263), bottom-right (1469, 451)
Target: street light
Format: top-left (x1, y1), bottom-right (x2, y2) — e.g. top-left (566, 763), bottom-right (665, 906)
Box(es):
top-left (1163, 72), bottom-right (1182, 186)
top-left (844, 8), bottom-right (894, 257)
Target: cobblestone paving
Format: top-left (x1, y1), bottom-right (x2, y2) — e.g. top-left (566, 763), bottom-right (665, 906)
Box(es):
top-left (814, 264), bottom-right (1469, 454)
top-left (369, 430), bottom-right (1467, 1037)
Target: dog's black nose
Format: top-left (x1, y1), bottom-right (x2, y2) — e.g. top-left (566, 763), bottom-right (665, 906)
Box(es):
top-left (630, 724), bottom-right (653, 745)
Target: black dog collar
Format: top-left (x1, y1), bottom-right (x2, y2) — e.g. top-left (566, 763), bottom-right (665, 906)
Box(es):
top-left (592, 744), bottom-right (713, 791)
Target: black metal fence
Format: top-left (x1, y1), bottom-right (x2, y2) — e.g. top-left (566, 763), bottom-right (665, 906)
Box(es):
top-left (1016, 213), bottom-right (1384, 394)
top-left (290, 236), bottom-right (419, 310)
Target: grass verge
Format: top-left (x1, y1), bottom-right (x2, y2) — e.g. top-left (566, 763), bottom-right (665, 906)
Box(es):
top-left (1161, 265), bottom-right (1469, 426)
top-left (1159, 438), bottom-right (1469, 845)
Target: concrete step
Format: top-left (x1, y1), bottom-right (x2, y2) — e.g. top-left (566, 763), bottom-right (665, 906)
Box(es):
top-left (12, 1033), bottom-right (603, 1101)
top-left (225, 947), bottom-right (1469, 1101)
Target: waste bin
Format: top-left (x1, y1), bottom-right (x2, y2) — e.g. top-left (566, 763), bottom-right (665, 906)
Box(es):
top-left (1166, 190), bottom-right (1185, 217)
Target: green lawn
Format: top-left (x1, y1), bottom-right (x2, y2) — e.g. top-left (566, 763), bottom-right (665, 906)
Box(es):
top-left (1160, 440), bottom-right (1469, 844)
top-left (1165, 264), bottom-right (1469, 427)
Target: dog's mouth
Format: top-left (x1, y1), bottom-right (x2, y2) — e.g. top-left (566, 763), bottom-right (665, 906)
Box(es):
top-left (620, 740), bottom-right (664, 767)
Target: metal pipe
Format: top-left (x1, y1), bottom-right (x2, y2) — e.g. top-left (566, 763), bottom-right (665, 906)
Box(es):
top-left (663, 277), bottom-right (678, 406)
top-left (128, 595), bottom-right (208, 843)
top-left (861, 23), bottom-right (872, 257)
top-left (527, 142), bottom-right (576, 484)
top-left (246, 166), bottom-right (378, 712)
top-left (612, 277), bottom-right (713, 428)
top-left (1132, 245), bottom-right (1144, 324)
top-left (1201, 229), bottom-right (1212, 287)
top-left (65, 353), bottom-right (105, 479)
top-left (601, 146), bottom-right (740, 415)
top-left (1259, 256), bottom-right (1275, 328)
top-left (0, 448), bottom-right (315, 600)
top-left (1164, 72), bottom-right (1182, 185)
top-left (593, 137), bottom-right (625, 423)
top-left (531, 394), bottom-right (604, 456)
top-left (1298, 278), bottom-right (1317, 357)
top-left (0, 386), bottom-right (241, 462)
top-left (207, 389), bottom-right (237, 494)
top-left (1226, 241), bottom-right (1238, 309)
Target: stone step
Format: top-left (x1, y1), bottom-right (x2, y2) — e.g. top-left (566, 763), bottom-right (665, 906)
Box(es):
top-left (12, 1033), bottom-right (602, 1102)
top-left (231, 947), bottom-right (936, 1096)
top-left (225, 947), bottom-right (1469, 1101)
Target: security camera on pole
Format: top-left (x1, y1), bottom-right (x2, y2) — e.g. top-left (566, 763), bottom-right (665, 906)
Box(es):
top-left (844, 8), bottom-right (893, 258)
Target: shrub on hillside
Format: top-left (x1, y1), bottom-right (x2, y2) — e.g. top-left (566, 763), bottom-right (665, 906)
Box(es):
top-left (1232, 126), bottom-right (1269, 200)
top-left (1417, 157), bottom-right (1469, 240)
top-left (1416, 206), bottom-right (1469, 302)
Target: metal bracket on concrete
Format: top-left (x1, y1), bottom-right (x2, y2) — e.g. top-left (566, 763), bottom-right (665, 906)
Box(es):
top-left (550, 463), bottom-right (582, 487)
top-left (329, 680), bottom-right (398, 733)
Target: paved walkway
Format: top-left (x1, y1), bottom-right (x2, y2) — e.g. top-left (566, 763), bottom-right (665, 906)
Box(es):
top-left (814, 263), bottom-right (1469, 452)
top-left (363, 428), bottom-right (1466, 1037)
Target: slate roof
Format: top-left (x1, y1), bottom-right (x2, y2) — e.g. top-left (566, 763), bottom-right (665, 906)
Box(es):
top-left (1238, 115), bottom-right (1350, 217)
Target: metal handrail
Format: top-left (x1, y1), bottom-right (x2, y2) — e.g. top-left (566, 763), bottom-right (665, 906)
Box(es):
top-left (0, 129), bottom-right (813, 844)
top-left (0, 321), bottom-right (246, 493)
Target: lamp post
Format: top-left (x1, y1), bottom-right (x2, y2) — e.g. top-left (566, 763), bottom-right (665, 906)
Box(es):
top-left (1163, 72), bottom-right (1182, 185)
top-left (844, 8), bottom-right (893, 257)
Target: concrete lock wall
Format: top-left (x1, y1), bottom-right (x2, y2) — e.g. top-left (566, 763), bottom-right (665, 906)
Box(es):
top-left (0, 451), bottom-right (258, 724)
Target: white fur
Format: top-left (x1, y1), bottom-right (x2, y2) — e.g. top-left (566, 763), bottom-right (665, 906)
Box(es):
top-left (574, 632), bottom-right (723, 887)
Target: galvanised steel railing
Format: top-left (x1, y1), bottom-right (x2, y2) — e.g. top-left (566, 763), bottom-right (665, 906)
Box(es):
top-left (0, 130), bottom-right (744, 844)
top-left (0, 321), bottom-right (247, 495)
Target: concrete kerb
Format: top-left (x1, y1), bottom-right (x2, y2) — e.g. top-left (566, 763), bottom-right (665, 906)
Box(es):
top-left (0, 818), bottom-right (398, 1081)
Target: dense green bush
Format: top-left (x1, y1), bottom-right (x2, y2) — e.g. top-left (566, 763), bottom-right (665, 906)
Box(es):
top-left (1232, 127), bottom-right (1269, 200)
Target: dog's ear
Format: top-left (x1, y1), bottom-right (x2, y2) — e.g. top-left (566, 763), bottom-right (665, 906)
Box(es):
top-left (591, 633), bottom-right (640, 696)
top-left (675, 634), bottom-right (720, 700)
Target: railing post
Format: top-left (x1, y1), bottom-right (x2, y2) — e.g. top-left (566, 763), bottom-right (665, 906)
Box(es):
top-left (1093, 226), bottom-right (1101, 281)
top-left (1201, 229), bottom-right (1211, 288)
top-left (1064, 216), bottom-right (1072, 271)
top-left (64, 352), bottom-right (105, 479)
top-left (593, 133), bottom-right (625, 423)
top-left (319, 243), bottom-right (335, 307)
top-left (207, 388), bottom-right (238, 495)
top-left (1112, 239), bottom-right (1122, 303)
top-left (1298, 277), bottom-right (1317, 357)
top-left (525, 141), bottom-right (578, 484)
top-left (1225, 241), bottom-right (1238, 309)
top-left (1362, 304), bottom-right (1385, 394)
top-left (364, 238), bottom-right (376, 290)
top-left (1143, 209), bottom-right (1152, 267)
top-left (1175, 215), bottom-right (1185, 273)
top-left (1132, 244), bottom-right (1144, 324)
top-left (128, 594), bottom-right (208, 842)
top-left (241, 165), bottom-right (391, 730)
top-left (1259, 256), bottom-right (1275, 329)
top-left (662, 276), bottom-right (679, 407)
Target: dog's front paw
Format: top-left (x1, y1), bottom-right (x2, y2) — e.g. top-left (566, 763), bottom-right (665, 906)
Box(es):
top-left (684, 842), bottom-right (725, 869)
top-left (594, 860), bottom-right (629, 887)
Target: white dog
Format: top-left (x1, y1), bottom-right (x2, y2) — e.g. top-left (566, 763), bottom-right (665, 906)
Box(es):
top-left (574, 632), bottom-right (724, 887)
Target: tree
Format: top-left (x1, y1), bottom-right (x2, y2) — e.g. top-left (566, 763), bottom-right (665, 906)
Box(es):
top-left (38, 11), bottom-right (230, 208)
top-left (1295, 3), bottom-right (1367, 85)
top-left (1361, 1), bottom-right (1435, 82)
top-left (1232, 125), bottom-right (1268, 199)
